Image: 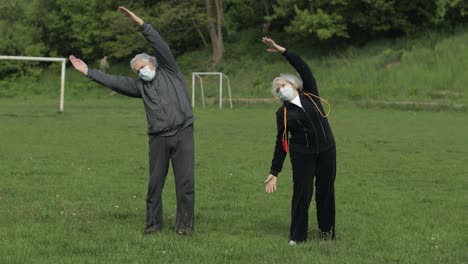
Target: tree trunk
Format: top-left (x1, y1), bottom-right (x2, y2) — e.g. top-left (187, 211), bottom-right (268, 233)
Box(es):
top-left (196, 28), bottom-right (209, 48)
top-left (262, 0), bottom-right (271, 32)
top-left (206, 0), bottom-right (224, 68)
top-left (308, 0), bottom-right (315, 14)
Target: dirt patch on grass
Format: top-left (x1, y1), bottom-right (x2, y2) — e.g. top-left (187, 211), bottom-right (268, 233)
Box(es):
top-left (356, 100), bottom-right (466, 111)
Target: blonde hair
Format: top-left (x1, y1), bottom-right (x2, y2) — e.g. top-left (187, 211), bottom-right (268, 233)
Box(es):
top-left (271, 73), bottom-right (303, 99)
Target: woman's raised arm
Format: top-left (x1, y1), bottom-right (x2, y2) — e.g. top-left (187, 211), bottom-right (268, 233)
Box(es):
top-left (261, 37), bottom-right (318, 95)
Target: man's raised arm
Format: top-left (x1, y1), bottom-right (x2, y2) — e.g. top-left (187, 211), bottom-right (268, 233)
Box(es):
top-left (69, 55), bottom-right (141, 98)
top-left (119, 6), bottom-right (178, 73)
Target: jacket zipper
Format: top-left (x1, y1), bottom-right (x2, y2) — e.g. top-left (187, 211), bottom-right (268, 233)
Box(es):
top-left (319, 119), bottom-right (327, 143)
top-left (297, 119), bottom-right (309, 148)
top-left (148, 83), bottom-right (167, 116)
top-left (301, 108), bottom-right (319, 148)
top-left (308, 98), bottom-right (327, 144)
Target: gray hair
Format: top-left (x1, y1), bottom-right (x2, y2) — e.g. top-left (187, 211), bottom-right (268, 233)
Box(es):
top-left (271, 73), bottom-right (303, 99)
top-left (130, 53), bottom-right (158, 72)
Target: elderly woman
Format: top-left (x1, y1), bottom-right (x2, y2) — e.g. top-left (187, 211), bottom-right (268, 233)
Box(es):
top-left (69, 7), bottom-right (194, 235)
top-left (262, 37), bottom-right (336, 245)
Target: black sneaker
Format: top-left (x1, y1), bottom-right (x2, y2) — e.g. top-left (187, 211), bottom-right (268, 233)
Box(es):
top-left (144, 226), bottom-right (162, 235)
top-left (176, 230), bottom-right (192, 236)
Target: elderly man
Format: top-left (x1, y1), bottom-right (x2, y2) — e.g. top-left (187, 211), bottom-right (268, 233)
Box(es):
top-left (69, 6), bottom-right (195, 235)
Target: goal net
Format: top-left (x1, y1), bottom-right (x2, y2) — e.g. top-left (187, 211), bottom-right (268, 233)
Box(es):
top-left (0, 55), bottom-right (67, 112)
top-left (191, 72), bottom-right (232, 109)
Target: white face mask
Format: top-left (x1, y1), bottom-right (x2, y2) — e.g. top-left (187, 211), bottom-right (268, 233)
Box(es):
top-left (139, 65), bottom-right (156, 81)
top-left (278, 84), bottom-right (296, 101)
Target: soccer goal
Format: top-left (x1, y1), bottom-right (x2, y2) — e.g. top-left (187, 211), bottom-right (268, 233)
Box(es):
top-left (0, 55), bottom-right (67, 112)
top-left (191, 72), bottom-right (232, 109)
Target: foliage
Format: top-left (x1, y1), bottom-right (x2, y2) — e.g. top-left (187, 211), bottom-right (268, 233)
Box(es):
top-left (0, 0), bottom-right (466, 79)
top-left (269, 0), bottom-right (468, 42)
top-left (178, 27), bottom-right (468, 105)
top-left (2, 26), bottom-right (467, 107)
top-left (224, 0), bottom-right (264, 34)
top-left (0, 0), bottom-right (45, 79)
top-left (286, 7), bottom-right (349, 40)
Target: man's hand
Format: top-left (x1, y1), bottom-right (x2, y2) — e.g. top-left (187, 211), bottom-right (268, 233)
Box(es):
top-left (264, 174), bottom-right (278, 193)
top-left (119, 6), bottom-right (144, 26)
top-left (69, 55), bottom-right (88, 76)
top-left (261, 37), bottom-right (286, 53)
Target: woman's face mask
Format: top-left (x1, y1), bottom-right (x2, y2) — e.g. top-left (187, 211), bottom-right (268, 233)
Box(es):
top-left (139, 65), bottom-right (156, 81)
top-left (278, 84), bottom-right (296, 101)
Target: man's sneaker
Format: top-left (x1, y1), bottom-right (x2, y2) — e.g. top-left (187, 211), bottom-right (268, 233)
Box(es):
top-left (288, 240), bottom-right (297, 246)
top-left (176, 230), bottom-right (192, 236)
top-left (144, 226), bottom-right (162, 235)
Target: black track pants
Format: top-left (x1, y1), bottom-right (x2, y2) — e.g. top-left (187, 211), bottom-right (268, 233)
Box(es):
top-left (145, 125), bottom-right (195, 233)
top-left (289, 145), bottom-right (336, 241)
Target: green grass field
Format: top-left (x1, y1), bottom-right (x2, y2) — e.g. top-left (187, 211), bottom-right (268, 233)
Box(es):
top-left (0, 98), bottom-right (467, 263)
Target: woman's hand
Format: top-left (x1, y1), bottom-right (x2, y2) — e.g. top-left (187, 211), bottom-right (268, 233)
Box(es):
top-left (264, 174), bottom-right (278, 193)
top-left (261, 37), bottom-right (286, 53)
top-left (119, 6), bottom-right (144, 26)
top-left (69, 55), bottom-right (88, 76)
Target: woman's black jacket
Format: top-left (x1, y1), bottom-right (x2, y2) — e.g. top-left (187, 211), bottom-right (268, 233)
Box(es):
top-left (270, 50), bottom-right (335, 176)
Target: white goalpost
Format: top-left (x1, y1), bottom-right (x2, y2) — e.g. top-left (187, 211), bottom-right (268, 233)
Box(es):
top-left (191, 72), bottom-right (232, 109)
top-left (0, 55), bottom-right (67, 112)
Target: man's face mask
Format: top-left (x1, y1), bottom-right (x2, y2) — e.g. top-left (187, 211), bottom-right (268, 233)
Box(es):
top-left (139, 65), bottom-right (156, 81)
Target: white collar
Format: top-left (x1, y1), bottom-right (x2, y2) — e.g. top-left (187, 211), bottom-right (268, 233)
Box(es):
top-left (290, 95), bottom-right (302, 108)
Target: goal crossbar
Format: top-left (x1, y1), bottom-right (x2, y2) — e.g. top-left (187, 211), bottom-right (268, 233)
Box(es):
top-left (0, 55), bottom-right (67, 112)
top-left (191, 72), bottom-right (232, 109)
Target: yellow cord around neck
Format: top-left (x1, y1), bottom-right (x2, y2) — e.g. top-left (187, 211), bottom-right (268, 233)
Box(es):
top-left (303, 92), bottom-right (331, 117)
top-left (281, 92), bottom-right (331, 152)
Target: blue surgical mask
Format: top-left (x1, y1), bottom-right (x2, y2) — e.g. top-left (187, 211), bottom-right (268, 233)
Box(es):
top-left (278, 84), bottom-right (296, 101)
top-left (139, 65), bottom-right (156, 81)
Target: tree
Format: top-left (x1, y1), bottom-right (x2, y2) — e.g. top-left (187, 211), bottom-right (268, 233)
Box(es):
top-left (206, 0), bottom-right (224, 68)
top-left (346, 0), bottom-right (401, 40)
top-left (286, 4), bottom-right (349, 40)
top-left (269, 0), bottom-right (349, 41)
top-left (0, 0), bottom-right (45, 79)
top-left (262, 0), bottom-right (272, 32)
top-left (2, 0), bottom-right (468, 77)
